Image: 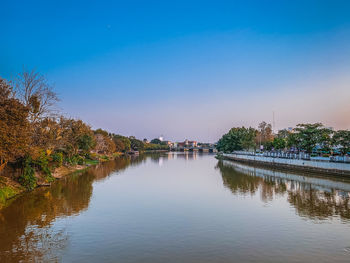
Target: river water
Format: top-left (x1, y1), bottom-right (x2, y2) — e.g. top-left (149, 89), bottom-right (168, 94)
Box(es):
top-left (0, 153), bottom-right (350, 262)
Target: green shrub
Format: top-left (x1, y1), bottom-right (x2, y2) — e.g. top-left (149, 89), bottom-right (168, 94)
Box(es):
top-left (77, 156), bottom-right (85, 165)
top-left (64, 155), bottom-right (85, 165)
top-left (101, 155), bottom-right (109, 161)
top-left (37, 151), bottom-right (51, 176)
top-left (84, 153), bottom-right (92, 160)
top-left (65, 156), bottom-right (77, 165)
top-left (84, 159), bottom-right (99, 165)
top-left (0, 186), bottom-right (17, 204)
top-left (45, 174), bottom-right (55, 183)
top-left (19, 157), bottom-right (37, 191)
top-left (52, 152), bottom-right (63, 167)
top-left (89, 152), bottom-right (98, 160)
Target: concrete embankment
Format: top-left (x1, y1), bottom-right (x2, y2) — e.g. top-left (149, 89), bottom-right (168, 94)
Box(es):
top-left (218, 153), bottom-right (350, 177)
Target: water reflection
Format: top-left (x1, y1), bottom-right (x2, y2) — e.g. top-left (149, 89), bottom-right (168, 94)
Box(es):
top-left (2, 154), bottom-right (349, 262)
top-left (0, 155), bottom-right (147, 262)
top-left (0, 152), bottom-right (212, 261)
top-left (150, 151), bottom-right (201, 162)
top-left (217, 160), bottom-right (350, 221)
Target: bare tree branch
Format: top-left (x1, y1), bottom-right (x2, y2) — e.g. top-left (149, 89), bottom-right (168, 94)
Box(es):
top-left (15, 69), bottom-right (59, 122)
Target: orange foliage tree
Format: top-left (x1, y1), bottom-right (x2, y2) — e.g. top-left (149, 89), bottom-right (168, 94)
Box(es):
top-left (0, 78), bottom-right (31, 171)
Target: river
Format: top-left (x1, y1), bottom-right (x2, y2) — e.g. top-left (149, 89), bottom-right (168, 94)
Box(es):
top-left (0, 152), bottom-right (350, 262)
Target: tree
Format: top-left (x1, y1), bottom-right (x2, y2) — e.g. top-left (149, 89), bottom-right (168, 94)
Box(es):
top-left (144, 143), bottom-right (169, 151)
top-left (94, 129), bottom-right (115, 154)
top-left (217, 128), bottom-right (242, 153)
top-left (332, 130), bottom-right (350, 155)
top-left (294, 123), bottom-right (333, 153)
top-left (273, 137), bottom-right (286, 150)
top-left (59, 117), bottom-right (94, 157)
top-left (78, 134), bottom-right (96, 154)
top-left (0, 78), bottom-right (30, 170)
top-left (256, 121), bottom-right (273, 149)
top-left (217, 127), bottom-right (257, 153)
top-left (277, 129), bottom-right (290, 139)
top-left (30, 117), bottom-right (63, 155)
top-left (129, 137), bottom-right (145, 151)
top-left (15, 69), bottom-right (59, 122)
top-left (241, 127), bottom-right (257, 150)
top-left (150, 138), bottom-right (162, 144)
top-left (286, 132), bottom-right (300, 150)
top-left (113, 135), bottom-right (131, 152)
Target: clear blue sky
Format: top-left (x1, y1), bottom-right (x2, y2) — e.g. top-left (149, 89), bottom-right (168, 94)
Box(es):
top-left (2, 0), bottom-right (350, 142)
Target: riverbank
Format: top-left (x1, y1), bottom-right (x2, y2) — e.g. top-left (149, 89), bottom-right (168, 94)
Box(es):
top-left (0, 153), bottom-right (122, 210)
top-left (217, 152), bottom-right (350, 177)
top-left (143, 149), bottom-right (169, 153)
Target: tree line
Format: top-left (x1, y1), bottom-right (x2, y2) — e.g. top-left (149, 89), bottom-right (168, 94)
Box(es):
top-left (217, 121), bottom-right (350, 155)
top-left (0, 70), bottom-right (169, 190)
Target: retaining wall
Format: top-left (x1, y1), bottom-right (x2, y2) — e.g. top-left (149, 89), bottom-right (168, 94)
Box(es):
top-left (222, 153), bottom-right (350, 176)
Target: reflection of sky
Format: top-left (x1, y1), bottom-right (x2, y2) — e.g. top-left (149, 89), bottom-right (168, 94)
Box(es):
top-left (64, 154), bottom-right (350, 262)
top-left (2, 154), bottom-right (350, 262)
top-left (2, 1), bottom-right (350, 141)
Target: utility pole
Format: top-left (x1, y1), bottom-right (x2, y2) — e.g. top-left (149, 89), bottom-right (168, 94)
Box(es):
top-left (273, 111), bottom-right (276, 134)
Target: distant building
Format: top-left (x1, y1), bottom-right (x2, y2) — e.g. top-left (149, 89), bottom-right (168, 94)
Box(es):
top-left (186, 139), bottom-right (197, 147)
top-left (143, 138), bottom-right (149, 143)
top-left (177, 142), bottom-right (186, 148)
top-left (177, 139), bottom-right (197, 148)
top-left (163, 141), bottom-right (173, 147)
top-left (159, 135), bottom-right (164, 142)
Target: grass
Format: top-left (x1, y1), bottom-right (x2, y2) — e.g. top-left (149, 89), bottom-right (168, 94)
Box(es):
top-left (84, 159), bottom-right (99, 165)
top-left (100, 155), bottom-right (110, 161)
top-left (0, 183), bottom-right (20, 208)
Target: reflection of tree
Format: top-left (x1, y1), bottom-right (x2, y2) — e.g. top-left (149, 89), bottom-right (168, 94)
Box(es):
top-left (0, 156), bottom-right (144, 262)
top-left (288, 185), bottom-right (350, 220)
top-left (216, 161), bottom-right (350, 221)
top-left (217, 161), bottom-right (261, 196)
top-left (0, 169), bottom-right (95, 262)
top-left (91, 157), bottom-right (132, 181)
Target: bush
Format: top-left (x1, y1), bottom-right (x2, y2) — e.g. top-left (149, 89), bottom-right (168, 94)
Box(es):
top-left (19, 157), bottom-right (37, 191)
top-left (45, 174), bottom-right (55, 183)
top-left (0, 186), bottom-right (18, 204)
top-left (52, 152), bottom-right (63, 167)
top-left (65, 156), bottom-right (77, 165)
top-left (100, 155), bottom-right (110, 161)
top-left (37, 151), bottom-right (51, 176)
top-left (89, 152), bottom-right (98, 160)
top-left (84, 159), bottom-right (99, 165)
top-left (77, 156), bottom-right (85, 165)
top-left (64, 155), bottom-right (85, 165)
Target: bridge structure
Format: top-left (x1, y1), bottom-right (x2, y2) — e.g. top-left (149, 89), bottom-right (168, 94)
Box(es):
top-left (171, 146), bottom-right (217, 153)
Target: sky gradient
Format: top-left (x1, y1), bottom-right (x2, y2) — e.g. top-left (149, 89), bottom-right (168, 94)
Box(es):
top-left (2, 0), bottom-right (350, 142)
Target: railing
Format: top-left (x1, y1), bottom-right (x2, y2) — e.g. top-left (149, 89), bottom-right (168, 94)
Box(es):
top-left (330, 156), bottom-right (350, 163)
top-left (232, 151), bottom-right (310, 160)
top-left (231, 151), bottom-right (350, 163)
